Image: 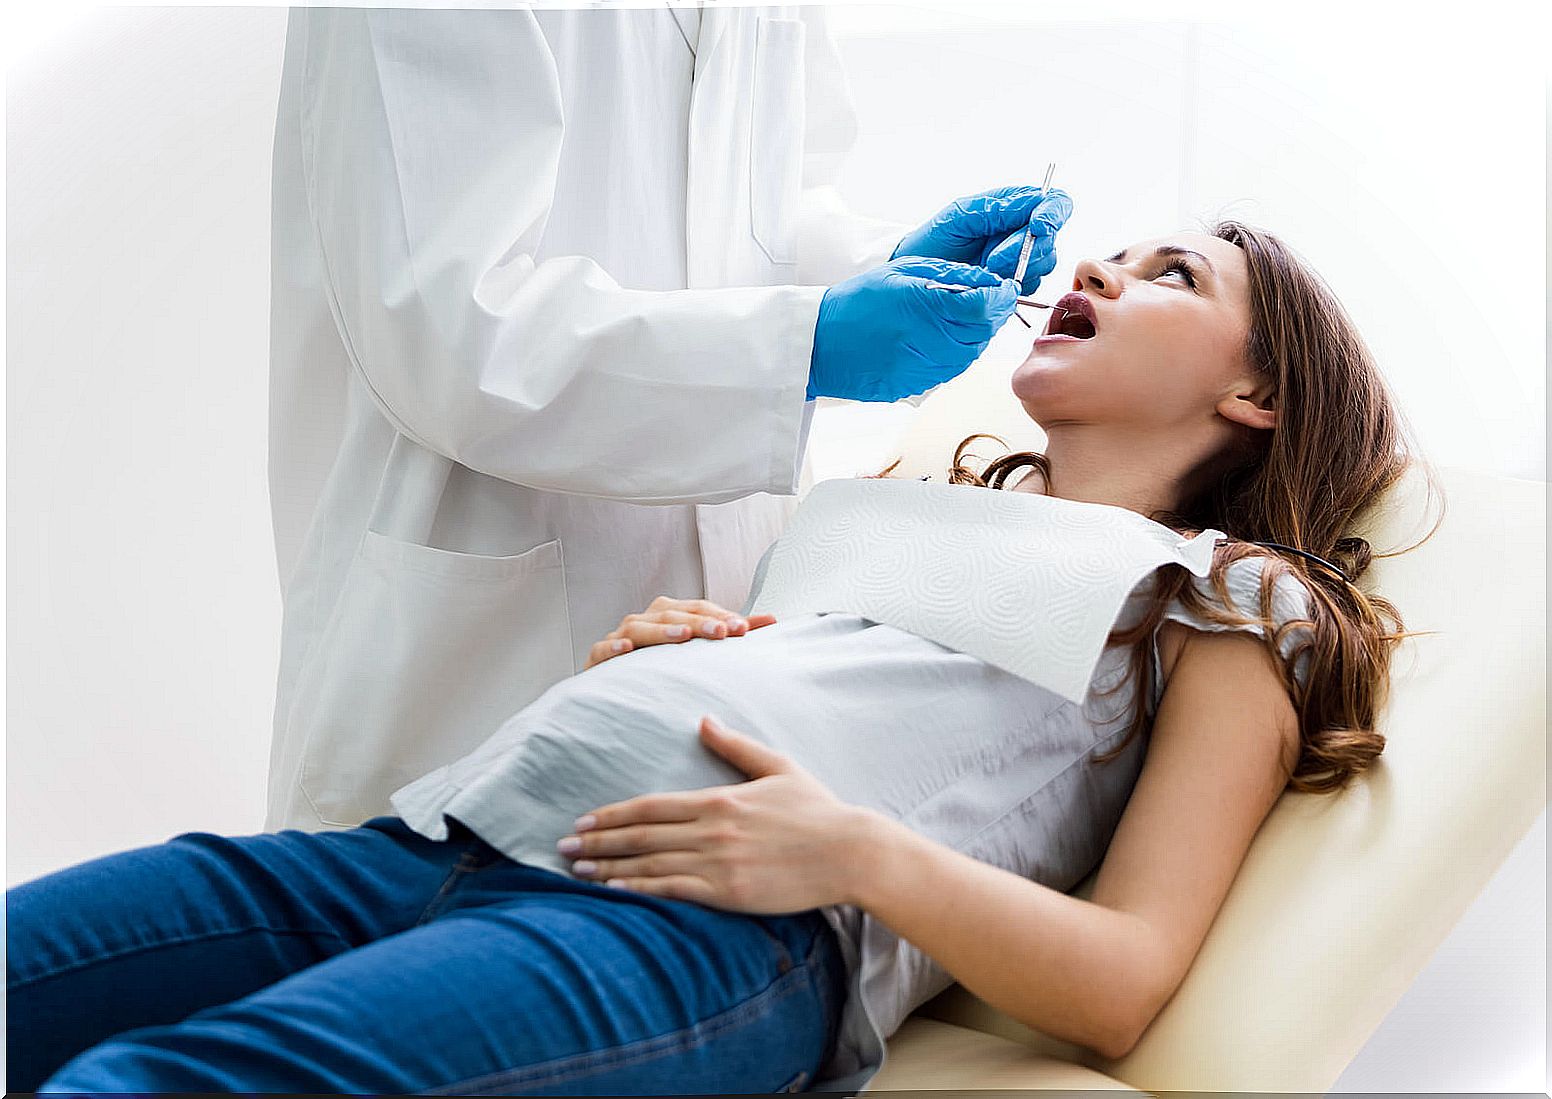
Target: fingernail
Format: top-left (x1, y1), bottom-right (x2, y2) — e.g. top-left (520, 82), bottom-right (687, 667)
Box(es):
top-left (611, 639), bottom-right (629, 652)
top-left (573, 814), bottom-right (596, 832)
top-left (728, 617), bottom-right (747, 631)
top-left (557, 836), bottom-right (582, 854)
top-left (701, 620), bottom-right (724, 637)
top-left (573, 860), bottom-right (598, 876)
top-left (666, 625), bottom-right (689, 638)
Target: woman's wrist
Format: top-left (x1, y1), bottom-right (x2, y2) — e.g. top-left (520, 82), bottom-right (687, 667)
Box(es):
top-left (835, 807), bottom-right (918, 909)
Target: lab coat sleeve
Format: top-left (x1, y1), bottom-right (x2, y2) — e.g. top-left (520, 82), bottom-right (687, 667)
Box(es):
top-left (794, 8), bottom-right (913, 287)
top-left (297, 8), bottom-right (821, 506)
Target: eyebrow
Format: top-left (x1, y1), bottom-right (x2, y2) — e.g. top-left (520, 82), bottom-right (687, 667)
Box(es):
top-left (1107, 244), bottom-right (1218, 276)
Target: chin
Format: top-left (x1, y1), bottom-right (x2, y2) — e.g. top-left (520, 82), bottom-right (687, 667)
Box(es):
top-left (1014, 397), bottom-right (1048, 427)
top-left (1011, 363), bottom-right (1121, 427)
top-left (1010, 355), bottom-right (1068, 406)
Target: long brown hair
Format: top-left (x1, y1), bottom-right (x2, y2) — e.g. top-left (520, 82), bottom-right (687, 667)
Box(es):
top-left (867, 221), bottom-right (1444, 794)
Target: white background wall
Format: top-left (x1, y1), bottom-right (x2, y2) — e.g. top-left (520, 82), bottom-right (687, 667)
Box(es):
top-left (5, 2), bottom-right (1545, 1091)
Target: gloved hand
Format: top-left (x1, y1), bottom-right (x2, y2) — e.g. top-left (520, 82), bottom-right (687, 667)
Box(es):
top-left (807, 257), bottom-right (1017, 404)
top-left (891, 184), bottom-right (1074, 295)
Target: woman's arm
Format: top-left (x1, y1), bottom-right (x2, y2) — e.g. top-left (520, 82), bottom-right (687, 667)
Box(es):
top-left (849, 623), bottom-right (1299, 1060)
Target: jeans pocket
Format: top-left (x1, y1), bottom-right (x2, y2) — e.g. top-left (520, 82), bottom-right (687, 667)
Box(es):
top-left (749, 916), bottom-right (796, 975)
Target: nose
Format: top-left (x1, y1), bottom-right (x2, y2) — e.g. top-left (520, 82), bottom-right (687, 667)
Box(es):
top-left (1071, 256), bottom-right (1122, 300)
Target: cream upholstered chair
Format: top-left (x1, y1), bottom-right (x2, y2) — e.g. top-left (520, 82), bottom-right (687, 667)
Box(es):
top-left (830, 355), bottom-right (1547, 1092)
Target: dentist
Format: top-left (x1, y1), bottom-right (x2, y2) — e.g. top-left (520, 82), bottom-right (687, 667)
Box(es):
top-left (266, 5), bottom-right (1072, 831)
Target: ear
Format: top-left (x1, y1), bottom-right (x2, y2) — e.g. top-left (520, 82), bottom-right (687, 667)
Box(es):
top-left (1218, 384), bottom-right (1277, 432)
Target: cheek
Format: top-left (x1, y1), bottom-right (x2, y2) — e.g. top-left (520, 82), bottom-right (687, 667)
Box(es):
top-left (1153, 308), bottom-right (1243, 377)
top-left (1129, 316), bottom-right (1240, 403)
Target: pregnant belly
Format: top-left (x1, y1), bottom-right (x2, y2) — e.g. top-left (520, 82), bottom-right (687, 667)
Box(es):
top-left (501, 679), bottom-right (752, 814)
top-left (485, 614), bottom-right (842, 819)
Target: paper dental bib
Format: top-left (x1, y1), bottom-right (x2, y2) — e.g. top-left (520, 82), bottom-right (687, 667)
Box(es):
top-left (742, 477), bottom-right (1225, 705)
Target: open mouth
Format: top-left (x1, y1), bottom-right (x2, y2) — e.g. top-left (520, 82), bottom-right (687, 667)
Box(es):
top-left (1043, 292), bottom-right (1098, 340)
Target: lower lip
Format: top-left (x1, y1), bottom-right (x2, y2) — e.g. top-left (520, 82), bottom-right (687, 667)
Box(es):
top-left (1033, 333), bottom-right (1088, 345)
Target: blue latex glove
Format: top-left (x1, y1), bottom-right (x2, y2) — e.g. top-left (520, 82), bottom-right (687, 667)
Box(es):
top-left (808, 257), bottom-right (1017, 404)
top-left (891, 184), bottom-right (1074, 294)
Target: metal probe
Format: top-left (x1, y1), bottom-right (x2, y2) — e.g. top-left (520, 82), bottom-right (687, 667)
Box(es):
top-left (922, 164), bottom-right (1062, 328)
top-left (1011, 161), bottom-right (1057, 290)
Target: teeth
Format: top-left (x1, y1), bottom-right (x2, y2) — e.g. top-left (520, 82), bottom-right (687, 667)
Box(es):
top-left (1046, 297), bottom-right (1094, 339)
top-left (1053, 309), bottom-right (1090, 338)
top-left (1042, 299), bottom-right (1095, 339)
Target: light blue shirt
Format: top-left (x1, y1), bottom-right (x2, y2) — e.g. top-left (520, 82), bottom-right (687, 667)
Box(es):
top-left (391, 555), bottom-right (1313, 1092)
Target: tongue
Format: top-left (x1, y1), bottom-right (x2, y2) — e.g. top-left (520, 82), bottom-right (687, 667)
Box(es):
top-left (1064, 314), bottom-right (1095, 339)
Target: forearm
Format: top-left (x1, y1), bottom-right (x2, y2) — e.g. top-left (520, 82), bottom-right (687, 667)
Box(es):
top-left (842, 808), bottom-right (1158, 1060)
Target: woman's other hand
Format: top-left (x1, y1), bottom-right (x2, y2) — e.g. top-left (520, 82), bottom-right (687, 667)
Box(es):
top-left (556, 715), bottom-right (871, 915)
top-left (584, 596), bottom-right (776, 670)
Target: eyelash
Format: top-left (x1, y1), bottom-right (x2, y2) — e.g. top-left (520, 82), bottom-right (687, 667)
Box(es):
top-left (1156, 258), bottom-right (1197, 288)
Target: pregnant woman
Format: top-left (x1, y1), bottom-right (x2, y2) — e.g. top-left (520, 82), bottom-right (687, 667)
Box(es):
top-left (8, 221), bottom-right (1435, 1095)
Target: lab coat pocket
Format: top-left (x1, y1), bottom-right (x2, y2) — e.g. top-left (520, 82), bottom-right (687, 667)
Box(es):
top-left (293, 529), bottom-right (575, 828)
top-left (748, 15), bottom-right (805, 268)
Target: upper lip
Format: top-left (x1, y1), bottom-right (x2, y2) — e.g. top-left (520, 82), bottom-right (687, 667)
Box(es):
top-left (1044, 292), bottom-right (1098, 338)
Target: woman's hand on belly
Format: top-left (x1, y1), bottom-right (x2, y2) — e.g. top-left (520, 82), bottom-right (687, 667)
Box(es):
top-left (554, 714), bottom-right (869, 915)
top-left (584, 595), bottom-right (777, 670)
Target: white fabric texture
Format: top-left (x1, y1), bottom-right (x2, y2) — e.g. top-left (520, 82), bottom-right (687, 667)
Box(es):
top-left (743, 476), bottom-right (1227, 704)
top-left (264, 6), bottom-right (906, 831)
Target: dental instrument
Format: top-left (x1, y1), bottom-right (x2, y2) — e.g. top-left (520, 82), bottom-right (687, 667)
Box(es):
top-left (920, 286), bottom-right (1062, 330)
top-left (923, 163), bottom-right (1059, 329)
top-left (1012, 162), bottom-right (1057, 290)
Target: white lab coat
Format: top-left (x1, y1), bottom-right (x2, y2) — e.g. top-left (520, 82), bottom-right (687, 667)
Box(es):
top-left (265, 5), bottom-right (905, 830)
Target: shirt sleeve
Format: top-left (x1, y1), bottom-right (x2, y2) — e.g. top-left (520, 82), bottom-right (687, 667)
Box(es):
top-left (297, 8), bottom-right (823, 506)
top-left (1147, 556), bottom-right (1318, 715)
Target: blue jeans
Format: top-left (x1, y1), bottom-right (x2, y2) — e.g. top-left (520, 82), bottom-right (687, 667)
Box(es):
top-left (7, 815), bottom-right (847, 1094)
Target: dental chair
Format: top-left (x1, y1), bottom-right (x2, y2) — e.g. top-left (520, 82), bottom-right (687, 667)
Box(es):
top-left (834, 359), bottom-right (1547, 1092)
